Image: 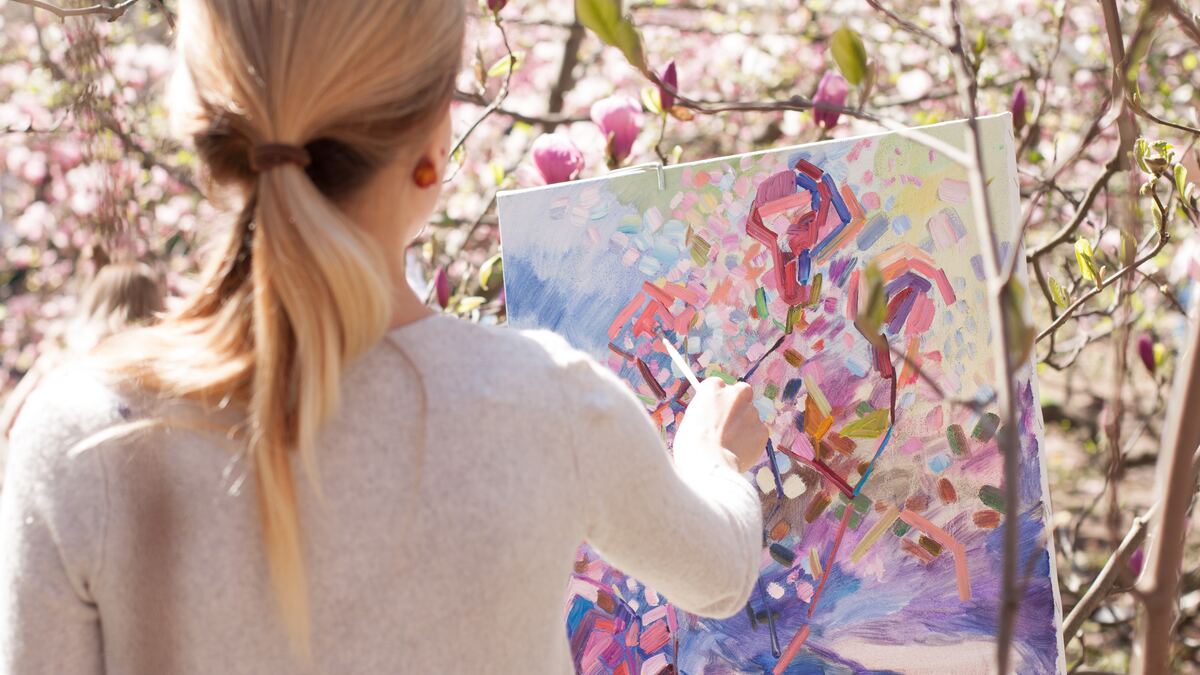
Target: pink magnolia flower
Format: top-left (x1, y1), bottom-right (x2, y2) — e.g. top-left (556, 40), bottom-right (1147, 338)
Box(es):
top-left (1129, 547), bottom-right (1145, 578)
top-left (1011, 85), bottom-right (1028, 131)
top-left (531, 133), bottom-right (584, 184)
top-left (813, 70), bottom-right (849, 129)
top-left (590, 94), bottom-right (643, 166)
top-left (433, 266), bottom-right (450, 309)
top-left (1136, 333), bottom-right (1155, 375)
top-left (658, 60), bottom-right (678, 111)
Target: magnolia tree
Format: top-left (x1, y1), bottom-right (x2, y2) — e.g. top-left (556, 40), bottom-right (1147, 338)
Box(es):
top-left (2, 0), bottom-right (1200, 672)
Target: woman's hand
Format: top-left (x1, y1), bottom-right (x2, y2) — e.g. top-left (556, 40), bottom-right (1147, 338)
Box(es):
top-left (674, 378), bottom-right (768, 473)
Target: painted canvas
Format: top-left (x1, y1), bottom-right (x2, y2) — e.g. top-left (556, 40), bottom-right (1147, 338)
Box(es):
top-left (497, 114), bottom-right (1065, 675)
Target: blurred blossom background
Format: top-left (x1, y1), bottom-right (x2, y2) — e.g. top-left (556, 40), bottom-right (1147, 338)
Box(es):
top-left (1, 0), bottom-right (1199, 670)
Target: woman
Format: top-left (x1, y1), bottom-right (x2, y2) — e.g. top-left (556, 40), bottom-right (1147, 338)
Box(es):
top-left (0, 261), bottom-right (164, 492)
top-left (0, 1), bottom-right (767, 673)
top-left (1, 260), bottom-right (165, 444)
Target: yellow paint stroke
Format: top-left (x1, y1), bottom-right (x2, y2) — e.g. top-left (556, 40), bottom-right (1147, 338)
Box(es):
top-left (850, 505), bottom-right (901, 563)
top-left (803, 375), bottom-right (831, 416)
top-left (808, 547), bottom-right (823, 579)
top-left (840, 408), bottom-right (890, 439)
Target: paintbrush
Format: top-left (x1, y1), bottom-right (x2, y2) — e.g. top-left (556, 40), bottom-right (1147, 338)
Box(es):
top-left (661, 337), bottom-right (702, 390)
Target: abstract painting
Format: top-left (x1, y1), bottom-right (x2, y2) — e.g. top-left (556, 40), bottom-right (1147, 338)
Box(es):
top-left (497, 114), bottom-right (1064, 674)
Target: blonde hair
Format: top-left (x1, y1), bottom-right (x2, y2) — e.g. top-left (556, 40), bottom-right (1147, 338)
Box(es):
top-left (96, 0), bottom-right (464, 650)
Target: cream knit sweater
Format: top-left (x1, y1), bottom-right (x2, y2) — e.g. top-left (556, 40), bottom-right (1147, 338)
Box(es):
top-left (0, 315), bottom-right (762, 674)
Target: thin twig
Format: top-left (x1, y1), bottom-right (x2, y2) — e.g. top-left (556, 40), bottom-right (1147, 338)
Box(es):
top-left (864, 0), bottom-right (947, 47)
top-left (1037, 213), bottom-right (1169, 343)
top-left (448, 12), bottom-right (516, 163)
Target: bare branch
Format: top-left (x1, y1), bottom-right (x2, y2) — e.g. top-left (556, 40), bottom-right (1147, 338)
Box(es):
top-left (1131, 312), bottom-right (1200, 673)
top-left (1027, 162), bottom-right (1121, 261)
top-left (12, 0), bottom-right (138, 21)
top-left (940, 2), bottom-right (1023, 671)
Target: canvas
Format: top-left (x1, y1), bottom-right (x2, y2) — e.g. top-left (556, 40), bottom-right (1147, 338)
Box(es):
top-left (497, 114), bottom-right (1065, 675)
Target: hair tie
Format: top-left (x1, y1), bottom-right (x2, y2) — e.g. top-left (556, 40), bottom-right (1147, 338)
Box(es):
top-left (249, 143), bottom-right (311, 172)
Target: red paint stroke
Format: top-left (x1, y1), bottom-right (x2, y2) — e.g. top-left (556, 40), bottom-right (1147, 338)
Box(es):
top-left (608, 293), bottom-right (645, 339)
top-left (772, 624), bottom-right (812, 675)
top-left (808, 503), bottom-right (856, 617)
top-left (641, 280), bottom-right (674, 307)
top-left (673, 307), bottom-right (696, 335)
top-left (845, 269), bottom-right (860, 321)
top-left (795, 158), bottom-right (823, 180)
top-left (787, 453), bottom-right (854, 498)
top-left (757, 191), bottom-right (810, 221)
top-left (898, 510), bottom-right (972, 601)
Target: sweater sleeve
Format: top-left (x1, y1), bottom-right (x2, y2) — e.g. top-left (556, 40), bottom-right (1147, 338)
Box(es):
top-left (0, 370), bottom-right (109, 675)
top-left (543, 336), bottom-right (762, 619)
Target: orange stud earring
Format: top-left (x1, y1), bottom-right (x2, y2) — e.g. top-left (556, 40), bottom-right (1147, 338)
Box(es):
top-left (413, 157), bottom-right (438, 188)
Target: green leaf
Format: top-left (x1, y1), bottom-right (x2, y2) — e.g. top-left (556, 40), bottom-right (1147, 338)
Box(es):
top-left (1175, 163), bottom-right (1189, 196)
top-left (854, 261), bottom-right (886, 343)
top-left (1134, 137), bottom-right (1151, 174)
top-left (486, 51), bottom-right (523, 78)
top-left (1184, 52), bottom-right (1198, 71)
top-left (831, 26), bottom-right (868, 86)
top-left (1074, 238), bottom-right (1101, 288)
top-left (1048, 276), bottom-right (1069, 308)
top-left (973, 30), bottom-right (986, 59)
top-left (489, 162), bottom-right (505, 186)
top-left (576, 0), bottom-right (646, 71)
top-left (479, 253), bottom-right (504, 291)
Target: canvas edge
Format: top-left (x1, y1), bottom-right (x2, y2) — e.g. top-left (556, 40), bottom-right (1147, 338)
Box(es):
top-left (998, 120), bottom-right (1071, 675)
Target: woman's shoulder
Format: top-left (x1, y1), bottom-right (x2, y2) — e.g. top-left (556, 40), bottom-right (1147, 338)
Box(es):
top-left (397, 313), bottom-right (597, 375)
top-left (7, 359), bottom-right (135, 456)
top-left (393, 314), bottom-right (631, 411)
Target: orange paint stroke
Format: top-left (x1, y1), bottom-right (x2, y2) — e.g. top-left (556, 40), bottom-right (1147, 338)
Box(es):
top-left (772, 624), bottom-right (812, 675)
top-left (710, 277), bottom-right (733, 306)
top-left (898, 510), bottom-right (972, 601)
top-left (840, 183), bottom-right (865, 219)
top-left (897, 337), bottom-right (922, 387)
top-left (876, 242), bottom-right (957, 304)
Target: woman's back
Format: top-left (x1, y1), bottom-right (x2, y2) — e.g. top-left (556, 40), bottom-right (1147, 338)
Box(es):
top-left (1, 316), bottom-right (761, 674)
